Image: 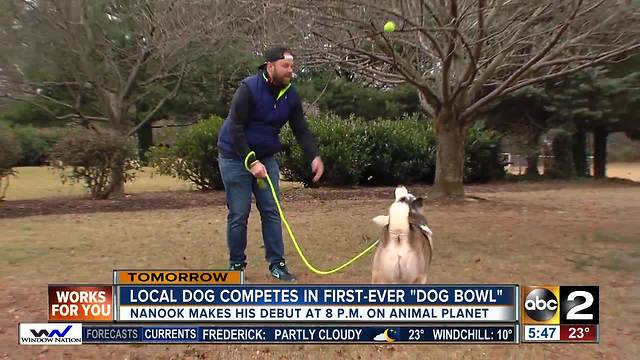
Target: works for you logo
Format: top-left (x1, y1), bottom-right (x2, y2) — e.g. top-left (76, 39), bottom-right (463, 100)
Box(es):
top-left (19, 323), bottom-right (82, 345)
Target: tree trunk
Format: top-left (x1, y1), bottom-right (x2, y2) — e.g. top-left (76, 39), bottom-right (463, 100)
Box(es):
top-left (525, 131), bottom-right (541, 177)
top-left (593, 126), bottom-right (608, 178)
top-left (573, 120), bottom-right (588, 177)
top-left (432, 112), bottom-right (466, 198)
top-left (525, 154), bottom-right (539, 177)
top-left (108, 115), bottom-right (129, 197)
top-left (547, 130), bottom-right (575, 179)
top-left (110, 164), bottom-right (125, 195)
top-left (98, 90), bottom-right (130, 198)
top-left (137, 120), bottom-right (153, 165)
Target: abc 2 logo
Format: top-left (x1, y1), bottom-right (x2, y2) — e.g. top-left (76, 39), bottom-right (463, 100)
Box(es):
top-left (522, 286), bottom-right (599, 325)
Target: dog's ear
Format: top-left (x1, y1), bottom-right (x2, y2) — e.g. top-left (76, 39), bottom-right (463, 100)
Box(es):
top-left (372, 215), bottom-right (389, 227)
top-left (413, 197), bottom-right (424, 209)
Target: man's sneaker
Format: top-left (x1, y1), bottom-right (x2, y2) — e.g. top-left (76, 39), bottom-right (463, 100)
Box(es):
top-left (270, 261), bottom-right (296, 282)
top-left (229, 262), bottom-right (246, 271)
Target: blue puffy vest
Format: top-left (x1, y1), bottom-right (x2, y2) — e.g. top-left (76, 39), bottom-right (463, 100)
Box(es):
top-left (218, 73), bottom-right (298, 159)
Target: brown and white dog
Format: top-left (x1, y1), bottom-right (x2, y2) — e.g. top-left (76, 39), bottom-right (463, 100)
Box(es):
top-left (371, 186), bottom-right (433, 284)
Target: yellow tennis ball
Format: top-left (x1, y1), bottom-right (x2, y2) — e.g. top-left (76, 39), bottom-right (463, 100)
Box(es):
top-left (384, 21), bottom-right (396, 33)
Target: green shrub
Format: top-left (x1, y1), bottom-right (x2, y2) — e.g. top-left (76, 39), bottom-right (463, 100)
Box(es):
top-left (0, 128), bottom-right (21, 176)
top-left (464, 126), bottom-right (506, 183)
top-left (11, 126), bottom-right (65, 166)
top-left (145, 113), bottom-right (505, 189)
top-left (278, 114), bottom-right (504, 187)
top-left (0, 128), bottom-right (22, 200)
top-left (147, 115), bottom-right (225, 191)
top-left (361, 115), bottom-right (436, 185)
top-left (0, 97), bottom-right (65, 127)
top-left (279, 114), bottom-right (372, 186)
top-left (49, 127), bottom-right (140, 199)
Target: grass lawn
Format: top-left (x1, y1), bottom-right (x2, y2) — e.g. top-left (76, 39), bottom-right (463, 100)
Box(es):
top-left (2, 166), bottom-right (194, 200)
top-left (4, 162), bottom-right (640, 201)
top-left (3, 166), bottom-right (305, 201)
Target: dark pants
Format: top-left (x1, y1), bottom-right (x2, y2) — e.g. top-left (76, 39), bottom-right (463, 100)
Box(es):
top-left (218, 155), bottom-right (284, 266)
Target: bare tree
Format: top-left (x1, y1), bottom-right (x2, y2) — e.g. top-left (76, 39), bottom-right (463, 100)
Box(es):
top-left (287, 0), bottom-right (640, 197)
top-left (1, 0), bottom-right (261, 194)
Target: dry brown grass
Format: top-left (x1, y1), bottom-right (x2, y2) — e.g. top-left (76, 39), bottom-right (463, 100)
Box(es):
top-left (506, 161), bottom-right (640, 182)
top-left (607, 162), bottom-right (640, 182)
top-left (1, 174), bottom-right (639, 359)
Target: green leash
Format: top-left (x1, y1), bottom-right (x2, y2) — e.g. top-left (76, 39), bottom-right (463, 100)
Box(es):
top-left (262, 174), bottom-right (379, 275)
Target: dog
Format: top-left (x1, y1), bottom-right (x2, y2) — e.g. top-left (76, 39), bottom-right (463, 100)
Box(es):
top-left (371, 186), bottom-right (433, 284)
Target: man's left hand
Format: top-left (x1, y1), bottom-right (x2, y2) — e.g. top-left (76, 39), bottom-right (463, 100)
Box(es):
top-left (311, 156), bottom-right (324, 182)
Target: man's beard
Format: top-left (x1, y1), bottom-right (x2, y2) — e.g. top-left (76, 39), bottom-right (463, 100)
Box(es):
top-left (272, 73), bottom-right (291, 88)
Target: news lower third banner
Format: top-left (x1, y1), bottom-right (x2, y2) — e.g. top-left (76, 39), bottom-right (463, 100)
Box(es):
top-left (115, 285), bottom-right (517, 322)
top-left (83, 324), bottom-right (518, 344)
top-left (19, 324), bottom-right (517, 344)
top-left (25, 270), bottom-right (603, 345)
top-left (47, 276), bottom-right (517, 323)
top-left (114, 270), bottom-right (243, 285)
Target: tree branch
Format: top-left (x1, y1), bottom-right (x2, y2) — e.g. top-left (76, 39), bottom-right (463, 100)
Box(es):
top-left (489, 2), bottom-right (581, 97)
top-left (441, 0), bottom-right (458, 105)
top-left (127, 61), bottom-right (187, 137)
top-left (466, 3), bottom-right (553, 100)
top-left (462, 42), bottom-right (640, 120)
top-left (369, 25), bottom-right (442, 109)
top-left (451, 0), bottom-right (485, 102)
top-left (3, 93), bottom-right (107, 123)
top-left (56, 114), bottom-right (109, 122)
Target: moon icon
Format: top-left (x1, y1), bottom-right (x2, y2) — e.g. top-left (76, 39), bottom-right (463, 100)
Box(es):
top-left (384, 328), bottom-right (397, 343)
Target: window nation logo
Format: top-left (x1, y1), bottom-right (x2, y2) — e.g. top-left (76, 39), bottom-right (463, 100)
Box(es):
top-left (19, 323), bottom-right (82, 345)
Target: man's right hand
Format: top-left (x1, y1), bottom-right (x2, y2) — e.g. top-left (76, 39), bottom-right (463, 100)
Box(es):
top-left (249, 161), bottom-right (268, 179)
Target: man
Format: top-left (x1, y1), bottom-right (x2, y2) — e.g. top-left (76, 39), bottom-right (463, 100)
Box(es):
top-left (217, 46), bottom-right (324, 282)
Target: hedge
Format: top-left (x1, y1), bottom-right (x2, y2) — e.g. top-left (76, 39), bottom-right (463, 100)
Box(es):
top-left (278, 114), bottom-right (504, 187)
